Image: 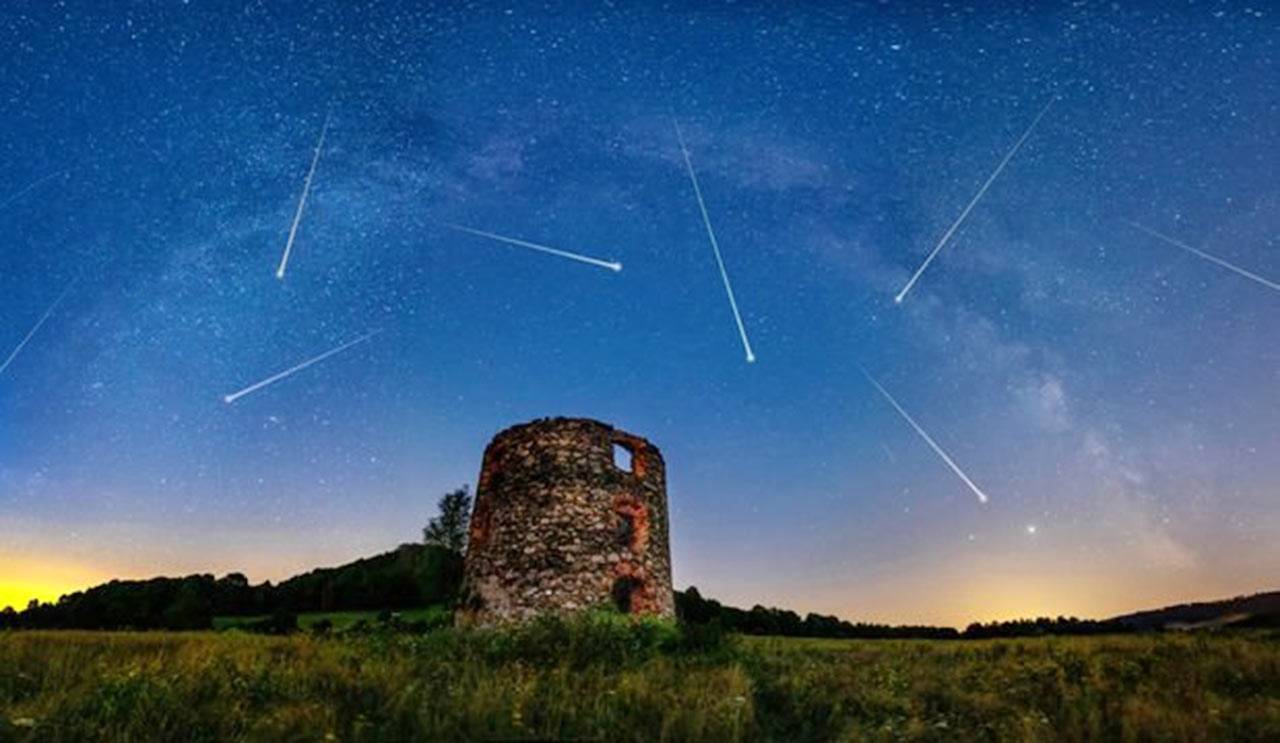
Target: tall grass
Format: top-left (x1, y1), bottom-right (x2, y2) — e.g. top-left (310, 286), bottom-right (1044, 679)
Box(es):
top-left (742, 633), bottom-right (1280, 741)
top-left (1, 619), bottom-right (1278, 741)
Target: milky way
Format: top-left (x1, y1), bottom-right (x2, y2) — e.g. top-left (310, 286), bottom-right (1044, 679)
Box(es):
top-left (1, 3), bottom-right (1275, 625)
top-left (895, 97), bottom-right (1055, 304)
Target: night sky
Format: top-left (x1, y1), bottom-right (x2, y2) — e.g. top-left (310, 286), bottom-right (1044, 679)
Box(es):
top-left (2, 2), bottom-right (1277, 626)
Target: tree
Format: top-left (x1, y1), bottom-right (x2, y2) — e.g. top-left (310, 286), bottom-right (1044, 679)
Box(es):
top-left (423, 486), bottom-right (472, 554)
top-left (163, 581), bottom-right (213, 630)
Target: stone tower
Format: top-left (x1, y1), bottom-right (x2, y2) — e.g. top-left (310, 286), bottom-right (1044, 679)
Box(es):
top-left (461, 417), bottom-right (674, 624)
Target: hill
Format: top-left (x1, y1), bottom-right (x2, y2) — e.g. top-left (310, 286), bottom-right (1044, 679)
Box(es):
top-left (1, 543), bottom-right (463, 631)
top-left (5, 544), bottom-right (1277, 639)
top-left (272, 542), bottom-right (463, 612)
top-left (1111, 591), bottom-right (1280, 631)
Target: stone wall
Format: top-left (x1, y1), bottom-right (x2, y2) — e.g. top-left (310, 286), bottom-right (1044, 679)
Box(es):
top-left (460, 417), bottom-right (674, 624)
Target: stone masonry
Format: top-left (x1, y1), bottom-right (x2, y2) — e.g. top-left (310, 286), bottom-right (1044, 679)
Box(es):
top-left (460, 417), bottom-right (675, 624)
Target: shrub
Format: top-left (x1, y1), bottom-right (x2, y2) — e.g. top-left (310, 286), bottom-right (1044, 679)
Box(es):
top-left (674, 619), bottom-right (737, 658)
top-left (244, 609), bottom-right (298, 635)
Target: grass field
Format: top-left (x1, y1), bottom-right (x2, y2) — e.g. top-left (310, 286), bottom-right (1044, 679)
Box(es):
top-left (2, 618), bottom-right (1278, 741)
top-left (210, 606), bottom-right (450, 631)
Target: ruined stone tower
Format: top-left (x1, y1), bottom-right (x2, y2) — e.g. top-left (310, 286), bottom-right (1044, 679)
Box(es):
top-left (461, 417), bottom-right (674, 624)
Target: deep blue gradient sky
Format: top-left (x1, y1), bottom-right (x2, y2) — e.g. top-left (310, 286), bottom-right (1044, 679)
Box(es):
top-left (2, 2), bottom-right (1277, 625)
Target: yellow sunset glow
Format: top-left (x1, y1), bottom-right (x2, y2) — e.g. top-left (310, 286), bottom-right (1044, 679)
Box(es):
top-left (0, 557), bottom-right (106, 611)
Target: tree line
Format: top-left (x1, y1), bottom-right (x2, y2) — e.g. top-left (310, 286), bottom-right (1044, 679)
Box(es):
top-left (2, 487), bottom-right (474, 632)
top-left (675, 587), bottom-right (960, 640)
top-left (4, 486), bottom-right (1144, 638)
top-left (1, 543), bottom-right (463, 631)
top-left (675, 587), bottom-right (1136, 640)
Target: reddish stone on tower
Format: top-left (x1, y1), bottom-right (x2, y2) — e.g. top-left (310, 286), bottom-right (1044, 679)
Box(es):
top-left (460, 417), bottom-right (675, 623)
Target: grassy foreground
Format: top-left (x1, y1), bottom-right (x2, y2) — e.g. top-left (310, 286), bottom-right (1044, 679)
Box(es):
top-left (1, 619), bottom-right (1278, 741)
top-left (210, 607), bottom-right (450, 632)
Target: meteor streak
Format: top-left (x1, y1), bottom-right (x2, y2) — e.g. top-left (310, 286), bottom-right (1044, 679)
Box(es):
top-left (861, 370), bottom-right (991, 504)
top-left (895, 98), bottom-right (1056, 304)
top-left (222, 331), bottom-right (380, 404)
top-left (1, 280), bottom-right (75, 377)
top-left (0, 169), bottom-right (69, 212)
top-left (276, 111), bottom-right (331, 280)
top-left (440, 222), bottom-right (622, 272)
top-left (1123, 219), bottom-right (1280, 294)
top-left (673, 118), bottom-right (756, 363)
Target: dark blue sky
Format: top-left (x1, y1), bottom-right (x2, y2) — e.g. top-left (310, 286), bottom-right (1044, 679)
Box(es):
top-left (2, 1), bottom-right (1276, 624)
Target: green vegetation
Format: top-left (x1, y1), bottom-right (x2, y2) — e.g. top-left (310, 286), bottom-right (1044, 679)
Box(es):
top-left (3, 544), bottom-right (464, 632)
top-left (211, 606), bottom-right (450, 632)
top-left (2, 618), bottom-right (1278, 741)
top-left (4, 488), bottom-right (475, 633)
top-left (422, 485), bottom-right (472, 554)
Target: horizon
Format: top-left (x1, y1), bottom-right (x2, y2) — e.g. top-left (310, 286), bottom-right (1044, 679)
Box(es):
top-left (4, 536), bottom-right (1276, 630)
top-left (3, 3), bottom-right (1278, 629)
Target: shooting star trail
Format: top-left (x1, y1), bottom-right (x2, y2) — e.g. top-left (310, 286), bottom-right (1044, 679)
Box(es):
top-left (440, 222), bottom-right (622, 272)
top-left (1123, 219), bottom-right (1280, 294)
top-left (673, 118), bottom-right (756, 363)
top-left (1, 280), bottom-right (75, 377)
top-left (895, 97), bottom-right (1056, 304)
top-left (222, 331), bottom-right (380, 404)
top-left (276, 110), bottom-right (331, 280)
top-left (861, 370), bottom-right (991, 504)
top-left (0, 169), bottom-right (69, 212)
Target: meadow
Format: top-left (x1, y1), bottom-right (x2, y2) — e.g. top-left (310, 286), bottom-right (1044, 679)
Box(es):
top-left (210, 607), bottom-right (451, 632)
top-left (2, 617), bottom-right (1278, 741)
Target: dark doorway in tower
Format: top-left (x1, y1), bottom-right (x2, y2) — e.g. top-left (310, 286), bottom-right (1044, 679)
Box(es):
top-left (611, 577), bottom-right (644, 614)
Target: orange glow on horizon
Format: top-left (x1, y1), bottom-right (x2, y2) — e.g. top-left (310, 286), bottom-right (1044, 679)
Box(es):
top-left (1, 536), bottom-right (1268, 628)
top-left (767, 545), bottom-right (1258, 629)
top-left (0, 556), bottom-right (110, 611)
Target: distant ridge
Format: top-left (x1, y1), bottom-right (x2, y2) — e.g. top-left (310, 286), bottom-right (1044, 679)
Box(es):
top-left (3, 544), bottom-right (463, 631)
top-left (1111, 591), bottom-right (1280, 631)
top-left (6, 542), bottom-right (1278, 637)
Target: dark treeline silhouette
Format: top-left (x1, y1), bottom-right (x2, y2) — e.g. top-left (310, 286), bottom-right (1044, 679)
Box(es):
top-left (7, 484), bottom-right (1270, 638)
top-left (676, 587), bottom-right (960, 640)
top-left (5, 574), bottom-right (231, 632)
top-left (675, 587), bottom-right (1145, 640)
top-left (1108, 590), bottom-right (1280, 631)
top-left (273, 543), bottom-right (462, 612)
top-left (961, 616), bottom-right (1132, 639)
top-left (6, 542), bottom-right (1274, 638)
top-left (1, 544), bottom-right (462, 631)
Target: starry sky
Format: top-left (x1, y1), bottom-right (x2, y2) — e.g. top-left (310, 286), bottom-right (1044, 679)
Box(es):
top-left (1, 1), bottom-right (1277, 626)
